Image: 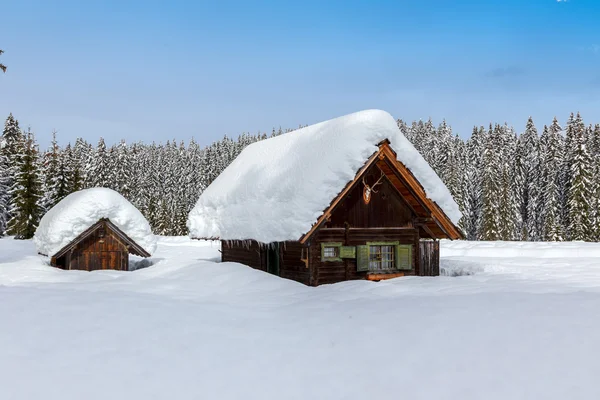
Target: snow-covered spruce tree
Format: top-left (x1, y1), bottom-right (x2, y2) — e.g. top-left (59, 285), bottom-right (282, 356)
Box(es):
top-left (40, 130), bottom-right (60, 211)
top-left (565, 113), bottom-right (593, 241)
top-left (396, 119), bottom-right (410, 142)
top-left (561, 113), bottom-right (577, 233)
top-left (0, 150), bottom-right (10, 236)
top-left (74, 137), bottom-right (93, 189)
top-left (90, 137), bottom-right (111, 188)
top-left (540, 119), bottom-right (565, 241)
top-left (63, 143), bottom-right (84, 193)
top-left (431, 120), bottom-right (453, 181)
top-left (407, 120), bottom-right (428, 159)
top-left (53, 144), bottom-right (74, 204)
top-left (518, 117), bottom-right (541, 240)
top-left (498, 124), bottom-right (520, 240)
top-left (462, 126), bottom-right (486, 240)
top-left (588, 124), bottom-right (600, 241)
top-left (1, 113), bottom-right (23, 229)
top-left (6, 129), bottom-right (44, 239)
top-left (480, 124), bottom-right (502, 240)
top-left (142, 143), bottom-right (162, 230)
top-left (444, 134), bottom-right (466, 226)
top-left (111, 139), bottom-right (131, 198)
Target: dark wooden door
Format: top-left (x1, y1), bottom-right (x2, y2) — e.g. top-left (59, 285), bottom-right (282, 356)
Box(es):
top-left (267, 246), bottom-right (280, 276)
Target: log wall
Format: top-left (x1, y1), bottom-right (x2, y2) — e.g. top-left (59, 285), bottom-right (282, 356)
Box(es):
top-left (56, 223), bottom-right (129, 271)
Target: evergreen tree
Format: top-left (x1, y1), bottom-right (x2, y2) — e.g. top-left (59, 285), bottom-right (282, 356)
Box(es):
top-left (518, 117), bottom-right (541, 240)
top-left (540, 119), bottom-right (565, 241)
top-left (6, 129), bottom-right (44, 239)
top-left (481, 124), bottom-right (502, 240)
top-left (1, 114), bottom-right (22, 228)
top-left (0, 150), bottom-right (10, 235)
top-left (112, 140), bottom-right (131, 198)
top-left (463, 126), bottom-right (486, 240)
top-left (62, 143), bottom-right (84, 194)
top-left (40, 130), bottom-right (61, 211)
top-left (498, 124), bottom-right (519, 240)
top-left (565, 113), bottom-right (593, 240)
top-left (90, 138), bottom-right (110, 187)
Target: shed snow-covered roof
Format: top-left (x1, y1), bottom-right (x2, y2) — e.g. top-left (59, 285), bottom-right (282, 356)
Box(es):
top-left (34, 188), bottom-right (157, 257)
top-left (187, 109), bottom-right (462, 243)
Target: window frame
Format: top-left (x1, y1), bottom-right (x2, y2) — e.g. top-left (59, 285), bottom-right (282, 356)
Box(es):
top-left (366, 241), bottom-right (399, 272)
top-left (321, 242), bottom-right (343, 262)
top-left (362, 241), bottom-right (413, 272)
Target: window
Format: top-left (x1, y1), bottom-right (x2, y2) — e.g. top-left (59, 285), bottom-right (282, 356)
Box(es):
top-left (369, 244), bottom-right (395, 270)
top-left (321, 242), bottom-right (342, 262)
top-left (323, 246), bottom-right (339, 259)
top-left (357, 242), bottom-right (413, 272)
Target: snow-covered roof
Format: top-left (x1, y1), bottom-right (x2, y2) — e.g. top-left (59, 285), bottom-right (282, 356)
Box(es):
top-left (34, 188), bottom-right (157, 257)
top-left (187, 109), bottom-right (462, 243)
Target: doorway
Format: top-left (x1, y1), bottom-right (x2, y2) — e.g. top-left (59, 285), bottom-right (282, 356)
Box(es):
top-left (266, 244), bottom-right (280, 276)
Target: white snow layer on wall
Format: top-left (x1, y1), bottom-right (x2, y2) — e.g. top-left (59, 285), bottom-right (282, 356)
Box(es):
top-left (34, 188), bottom-right (157, 257)
top-left (188, 109), bottom-right (462, 243)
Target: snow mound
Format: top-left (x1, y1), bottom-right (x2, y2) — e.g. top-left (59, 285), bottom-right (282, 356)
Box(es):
top-left (188, 109), bottom-right (461, 242)
top-left (34, 188), bottom-right (157, 257)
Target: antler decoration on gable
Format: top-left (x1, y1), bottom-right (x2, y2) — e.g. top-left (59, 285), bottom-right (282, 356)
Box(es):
top-left (362, 171), bottom-right (385, 205)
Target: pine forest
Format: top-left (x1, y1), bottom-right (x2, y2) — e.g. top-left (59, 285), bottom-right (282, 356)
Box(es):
top-left (1, 112), bottom-right (599, 242)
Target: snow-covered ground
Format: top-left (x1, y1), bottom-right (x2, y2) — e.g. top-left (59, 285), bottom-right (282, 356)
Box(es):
top-left (1, 237), bottom-right (600, 400)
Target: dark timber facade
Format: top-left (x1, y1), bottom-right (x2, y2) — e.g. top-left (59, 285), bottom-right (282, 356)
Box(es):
top-left (49, 218), bottom-right (150, 271)
top-left (221, 140), bottom-right (462, 286)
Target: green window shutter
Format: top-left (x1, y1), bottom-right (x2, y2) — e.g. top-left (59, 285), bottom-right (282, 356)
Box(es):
top-left (395, 245), bottom-right (413, 270)
top-left (356, 245), bottom-right (369, 272)
top-left (340, 246), bottom-right (356, 259)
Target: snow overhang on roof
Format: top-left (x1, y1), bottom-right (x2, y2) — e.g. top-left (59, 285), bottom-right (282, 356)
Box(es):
top-left (187, 109), bottom-right (462, 243)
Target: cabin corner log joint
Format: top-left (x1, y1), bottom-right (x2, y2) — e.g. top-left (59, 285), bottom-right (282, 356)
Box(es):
top-left (218, 140), bottom-right (463, 286)
top-left (49, 218), bottom-right (150, 271)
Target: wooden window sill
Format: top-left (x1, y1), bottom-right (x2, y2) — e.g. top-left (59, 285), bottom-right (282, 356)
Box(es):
top-left (366, 272), bottom-right (405, 281)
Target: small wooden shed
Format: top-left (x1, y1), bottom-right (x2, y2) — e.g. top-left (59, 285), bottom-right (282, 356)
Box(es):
top-left (50, 218), bottom-right (150, 271)
top-left (188, 110), bottom-right (464, 286)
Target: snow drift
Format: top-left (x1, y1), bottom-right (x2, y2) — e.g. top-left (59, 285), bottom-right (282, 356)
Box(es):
top-left (34, 188), bottom-right (157, 257)
top-left (188, 109), bottom-right (461, 243)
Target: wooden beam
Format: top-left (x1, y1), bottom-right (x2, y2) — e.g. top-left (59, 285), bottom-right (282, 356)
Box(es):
top-left (380, 156), bottom-right (432, 217)
top-left (416, 222), bottom-right (437, 239)
top-left (380, 144), bottom-right (463, 240)
top-left (366, 272), bottom-right (404, 281)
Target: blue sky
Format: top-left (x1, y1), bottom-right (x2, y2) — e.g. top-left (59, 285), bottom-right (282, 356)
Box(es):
top-left (1, 0), bottom-right (599, 147)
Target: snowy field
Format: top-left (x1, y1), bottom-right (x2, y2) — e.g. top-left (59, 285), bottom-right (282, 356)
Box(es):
top-left (1, 237), bottom-right (600, 400)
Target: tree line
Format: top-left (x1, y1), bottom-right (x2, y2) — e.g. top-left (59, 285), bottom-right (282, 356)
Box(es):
top-left (399, 113), bottom-right (600, 241)
top-left (1, 112), bottom-right (599, 241)
top-left (0, 113), bottom-right (297, 238)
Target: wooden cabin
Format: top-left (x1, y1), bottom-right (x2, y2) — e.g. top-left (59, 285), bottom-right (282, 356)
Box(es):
top-left (49, 218), bottom-right (151, 271)
top-left (219, 140), bottom-right (463, 286)
top-left (188, 110), bottom-right (464, 286)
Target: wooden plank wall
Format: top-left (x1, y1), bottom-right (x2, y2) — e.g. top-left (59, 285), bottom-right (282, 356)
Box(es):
top-left (280, 241), bottom-right (310, 285)
top-left (59, 224), bottom-right (129, 271)
top-left (222, 240), bottom-right (311, 285)
top-left (310, 227), bottom-right (419, 286)
top-left (419, 240), bottom-right (439, 277)
top-left (308, 165), bottom-right (421, 286)
top-left (328, 169), bottom-right (414, 229)
top-left (222, 240), bottom-right (266, 271)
